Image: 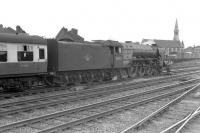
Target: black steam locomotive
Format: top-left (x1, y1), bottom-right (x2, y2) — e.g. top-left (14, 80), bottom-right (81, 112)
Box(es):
top-left (0, 33), bottom-right (163, 90)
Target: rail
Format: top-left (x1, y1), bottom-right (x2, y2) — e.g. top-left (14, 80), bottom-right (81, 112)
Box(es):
top-left (120, 82), bottom-right (200, 133)
top-left (0, 80), bottom-right (198, 132)
top-left (160, 105), bottom-right (200, 133)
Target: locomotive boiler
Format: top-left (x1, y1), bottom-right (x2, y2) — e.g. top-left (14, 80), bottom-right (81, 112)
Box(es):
top-left (121, 42), bottom-right (162, 77)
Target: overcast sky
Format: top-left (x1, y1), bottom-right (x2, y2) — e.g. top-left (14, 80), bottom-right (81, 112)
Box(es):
top-left (1, 0), bottom-right (200, 47)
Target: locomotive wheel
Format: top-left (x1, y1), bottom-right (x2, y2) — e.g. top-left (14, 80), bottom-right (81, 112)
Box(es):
top-left (68, 75), bottom-right (73, 83)
top-left (146, 67), bottom-right (152, 76)
top-left (90, 72), bottom-right (94, 81)
top-left (2, 83), bottom-right (8, 91)
top-left (152, 69), bottom-right (158, 76)
top-left (95, 72), bottom-right (102, 82)
top-left (76, 73), bottom-right (81, 82)
top-left (80, 73), bottom-right (87, 83)
top-left (138, 67), bottom-right (145, 77)
top-left (64, 75), bottom-right (69, 84)
top-left (113, 70), bottom-right (121, 80)
top-left (93, 72), bottom-right (98, 82)
top-left (120, 69), bottom-right (128, 79)
top-left (128, 67), bottom-right (137, 78)
top-left (86, 72), bottom-right (93, 83)
top-left (148, 68), bottom-right (154, 76)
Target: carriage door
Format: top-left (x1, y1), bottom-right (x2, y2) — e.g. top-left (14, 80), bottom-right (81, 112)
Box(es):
top-left (36, 45), bottom-right (47, 71)
top-left (38, 45), bottom-right (47, 62)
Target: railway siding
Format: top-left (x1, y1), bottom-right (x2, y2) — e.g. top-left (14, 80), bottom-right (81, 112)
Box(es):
top-left (0, 64), bottom-right (200, 133)
top-left (120, 83), bottom-right (200, 133)
top-left (0, 78), bottom-right (198, 133)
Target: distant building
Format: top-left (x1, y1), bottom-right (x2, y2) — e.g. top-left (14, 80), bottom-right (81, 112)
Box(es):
top-left (142, 39), bottom-right (184, 58)
top-left (0, 24), bottom-right (16, 34)
top-left (173, 19), bottom-right (179, 41)
top-left (142, 19), bottom-right (184, 59)
top-left (56, 27), bottom-right (84, 42)
top-left (184, 46), bottom-right (200, 58)
top-left (0, 24), bottom-right (27, 35)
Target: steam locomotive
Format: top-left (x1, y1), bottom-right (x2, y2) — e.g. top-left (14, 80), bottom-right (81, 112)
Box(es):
top-left (0, 33), bottom-right (163, 90)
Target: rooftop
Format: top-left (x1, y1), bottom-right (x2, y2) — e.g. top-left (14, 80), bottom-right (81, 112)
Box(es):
top-left (142, 39), bottom-right (182, 48)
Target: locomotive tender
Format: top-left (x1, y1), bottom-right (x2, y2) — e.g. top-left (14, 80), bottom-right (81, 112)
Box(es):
top-left (0, 33), bottom-right (163, 90)
top-left (47, 39), bottom-right (125, 85)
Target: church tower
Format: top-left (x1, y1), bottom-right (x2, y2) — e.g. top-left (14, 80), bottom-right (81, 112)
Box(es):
top-left (173, 19), bottom-right (179, 41)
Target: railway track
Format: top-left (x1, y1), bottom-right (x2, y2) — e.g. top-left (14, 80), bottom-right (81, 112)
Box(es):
top-left (174, 65), bottom-right (200, 69)
top-left (120, 83), bottom-right (200, 133)
top-left (160, 105), bottom-right (200, 133)
top-left (0, 64), bottom-right (198, 132)
top-left (172, 60), bottom-right (200, 68)
top-left (171, 66), bottom-right (200, 73)
top-left (0, 78), bottom-right (199, 133)
top-left (0, 70), bottom-right (199, 115)
top-left (0, 77), bottom-right (198, 116)
top-left (0, 67), bottom-right (200, 101)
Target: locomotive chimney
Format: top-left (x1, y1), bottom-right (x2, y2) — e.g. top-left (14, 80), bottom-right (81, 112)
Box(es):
top-left (70, 28), bottom-right (78, 35)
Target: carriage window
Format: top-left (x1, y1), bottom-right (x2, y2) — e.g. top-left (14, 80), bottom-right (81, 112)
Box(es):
top-left (18, 45), bottom-right (33, 61)
top-left (0, 44), bottom-right (7, 62)
top-left (24, 46), bottom-right (27, 51)
top-left (0, 51), bottom-right (7, 62)
top-left (39, 48), bottom-right (45, 59)
top-left (18, 52), bottom-right (33, 61)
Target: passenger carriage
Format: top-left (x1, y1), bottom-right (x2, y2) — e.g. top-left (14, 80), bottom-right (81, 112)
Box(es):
top-left (0, 33), bottom-right (47, 90)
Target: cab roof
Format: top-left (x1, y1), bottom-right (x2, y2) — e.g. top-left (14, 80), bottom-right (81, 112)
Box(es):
top-left (92, 40), bottom-right (123, 47)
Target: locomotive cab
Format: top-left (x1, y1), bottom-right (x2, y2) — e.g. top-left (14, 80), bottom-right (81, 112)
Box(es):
top-left (109, 46), bottom-right (123, 68)
top-left (92, 40), bottom-right (124, 68)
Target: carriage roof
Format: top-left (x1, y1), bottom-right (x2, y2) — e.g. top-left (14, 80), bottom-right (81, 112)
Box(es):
top-left (0, 33), bottom-right (47, 45)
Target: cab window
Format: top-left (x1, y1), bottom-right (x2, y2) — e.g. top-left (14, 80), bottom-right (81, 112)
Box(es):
top-left (119, 47), bottom-right (122, 53)
top-left (109, 46), bottom-right (114, 54)
top-left (0, 44), bottom-right (7, 62)
top-left (115, 47), bottom-right (122, 54)
top-left (17, 45), bottom-right (33, 61)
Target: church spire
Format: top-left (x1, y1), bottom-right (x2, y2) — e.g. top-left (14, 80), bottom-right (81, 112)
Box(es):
top-left (173, 19), bottom-right (179, 41)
